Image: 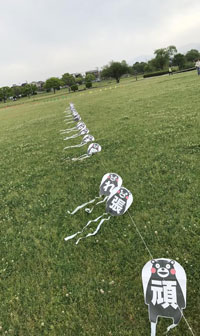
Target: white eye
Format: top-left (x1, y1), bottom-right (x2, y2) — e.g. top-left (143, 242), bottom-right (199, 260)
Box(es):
top-left (166, 264), bottom-right (170, 269)
top-left (155, 263), bottom-right (160, 269)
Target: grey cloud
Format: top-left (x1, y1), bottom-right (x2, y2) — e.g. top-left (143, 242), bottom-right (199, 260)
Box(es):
top-left (0, 0), bottom-right (200, 86)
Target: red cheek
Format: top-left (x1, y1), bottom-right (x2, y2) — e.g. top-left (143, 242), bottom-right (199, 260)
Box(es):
top-left (170, 269), bottom-right (176, 275)
top-left (126, 196), bottom-right (129, 199)
top-left (151, 267), bottom-right (156, 273)
top-left (117, 190), bottom-right (120, 193)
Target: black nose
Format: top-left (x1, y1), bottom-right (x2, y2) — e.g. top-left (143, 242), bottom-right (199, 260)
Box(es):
top-left (161, 268), bottom-right (166, 271)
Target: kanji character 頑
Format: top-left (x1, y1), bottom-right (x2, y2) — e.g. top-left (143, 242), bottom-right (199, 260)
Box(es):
top-left (151, 280), bottom-right (178, 309)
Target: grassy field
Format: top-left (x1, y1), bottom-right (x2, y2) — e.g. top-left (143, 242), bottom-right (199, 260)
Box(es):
top-left (0, 72), bottom-right (199, 336)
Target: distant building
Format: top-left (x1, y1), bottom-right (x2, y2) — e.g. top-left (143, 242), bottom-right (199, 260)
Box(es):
top-left (30, 81), bottom-right (44, 90)
top-left (30, 81), bottom-right (44, 89)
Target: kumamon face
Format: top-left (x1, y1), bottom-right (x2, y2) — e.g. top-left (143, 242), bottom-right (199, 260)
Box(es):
top-left (117, 188), bottom-right (129, 199)
top-left (109, 174), bottom-right (118, 182)
top-left (151, 260), bottom-right (176, 278)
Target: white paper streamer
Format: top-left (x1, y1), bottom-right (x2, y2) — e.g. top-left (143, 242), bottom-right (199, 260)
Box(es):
top-left (67, 196), bottom-right (101, 215)
top-left (75, 215), bottom-right (111, 244)
top-left (64, 213), bottom-right (109, 244)
top-left (62, 126), bottom-right (85, 135)
top-left (64, 143), bottom-right (86, 150)
top-left (64, 134), bottom-right (94, 150)
top-left (64, 118), bottom-right (75, 122)
top-left (64, 213), bottom-right (106, 241)
top-left (64, 133), bottom-right (81, 140)
top-left (71, 154), bottom-right (90, 161)
top-left (64, 129), bottom-right (89, 141)
top-left (60, 128), bottom-right (75, 133)
top-left (65, 115), bottom-right (80, 121)
top-left (60, 123), bottom-right (85, 134)
top-left (64, 115), bottom-right (75, 119)
top-left (61, 128), bottom-right (77, 134)
top-left (65, 120), bottom-right (77, 125)
top-left (85, 196), bottom-right (108, 213)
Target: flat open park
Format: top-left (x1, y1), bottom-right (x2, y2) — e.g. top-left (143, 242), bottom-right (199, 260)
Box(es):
top-left (0, 72), bottom-right (199, 335)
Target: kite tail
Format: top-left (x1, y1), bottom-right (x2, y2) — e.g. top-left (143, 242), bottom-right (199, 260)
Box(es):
top-left (85, 196), bottom-right (108, 213)
top-left (65, 120), bottom-right (76, 125)
top-left (67, 196), bottom-right (101, 215)
top-left (76, 214), bottom-right (111, 244)
top-left (64, 114), bottom-right (74, 117)
top-left (71, 154), bottom-right (90, 161)
top-left (60, 127), bottom-right (77, 134)
top-left (64, 213), bottom-right (107, 243)
top-left (64, 133), bottom-right (80, 140)
top-left (64, 117), bottom-right (74, 121)
top-left (64, 143), bottom-right (85, 150)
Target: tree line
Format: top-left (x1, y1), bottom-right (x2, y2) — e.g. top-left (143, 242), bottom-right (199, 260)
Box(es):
top-left (44, 73), bottom-right (96, 94)
top-left (0, 84), bottom-right (38, 103)
top-left (0, 45), bottom-right (199, 102)
top-left (131, 46), bottom-right (200, 74)
top-left (101, 46), bottom-right (200, 82)
top-left (0, 73), bottom-right (96, 102)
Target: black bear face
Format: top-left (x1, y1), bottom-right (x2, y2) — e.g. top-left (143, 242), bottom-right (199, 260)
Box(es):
top-left (151, 259), bottom-right (176, 279)
top-left (109, 174), bottom-right (119, 182)
top-left (118, 188), bottom-right (129, 199)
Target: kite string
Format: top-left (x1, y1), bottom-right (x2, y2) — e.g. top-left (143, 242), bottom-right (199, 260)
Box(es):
top-left (99, 146), bottom-right (196, 336)
top-left (127, 210), bottom-right (153, 260)
top-left (181, 313), bottom-right (196, 336)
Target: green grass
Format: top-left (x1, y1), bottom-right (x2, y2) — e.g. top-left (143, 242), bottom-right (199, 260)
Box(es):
top-left (0, 72), bottom-right (199, 335)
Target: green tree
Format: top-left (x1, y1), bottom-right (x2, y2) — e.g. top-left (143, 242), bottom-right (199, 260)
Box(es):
top-left (144, 60), bottom-right (155, 73)
top-left (30, 84), bottom-right (37, 95)
top-left (85, 74), bottom-right (95, 82)
top-left (132, 62), bottom-right (147, 74)
top-left (22, 84), bottom-right (32, 97)
top-left (153, 48), bottom-right (169, 70)
top-left (172, 53), bottom-right (186, 69)
top-left (185, 49), bottom-right (200, 62)
top-left (11, 85), bottom-right (22, 98)
top-left (101, 61), bottom-right (129, 83)
top-left (62, 73), bottom-right (76, 87)
top-left (75, 76), bottom-right (83, 85)
top-left (0, 88), bottom-right (3, 101)
top-left (85, 81), bottom-right (92, 89)
top-left (167, 45), bottom-right (177, 58)
top-left (153, 46), bottom-right (177, 70)
top-left (44, 77), bottom-right (61, 93)
top-left (71, 84), bottom-right (78, 92)
top-left (0, 86), bottom-right (11, 103)
top-left (84, 74), bottom-right (95, 89)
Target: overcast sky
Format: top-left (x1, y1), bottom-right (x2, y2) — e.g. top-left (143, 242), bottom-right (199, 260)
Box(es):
top-left (1, 0), bottom-right (200, 87)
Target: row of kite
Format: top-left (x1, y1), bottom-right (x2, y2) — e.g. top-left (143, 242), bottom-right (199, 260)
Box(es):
top-left (62, 104), bottom-right (188, 336)
top-left (60, 103), bottom-right (101, 161)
